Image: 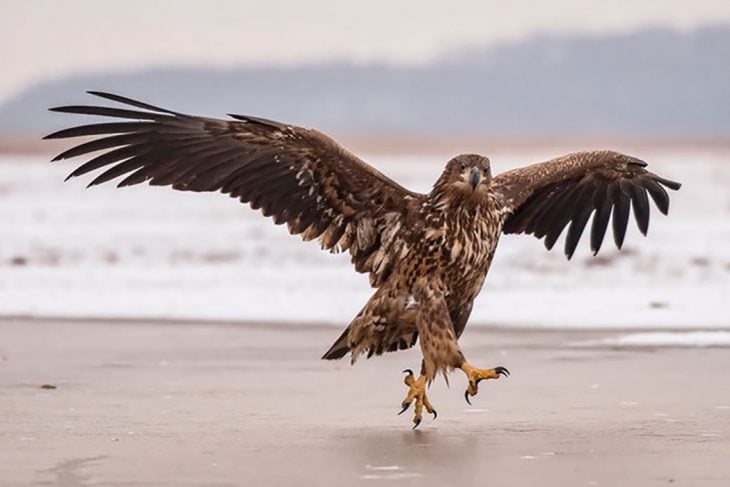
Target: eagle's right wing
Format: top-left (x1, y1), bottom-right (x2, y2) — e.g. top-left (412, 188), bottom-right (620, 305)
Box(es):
top-left (47, 92), bottom-right (424, 285)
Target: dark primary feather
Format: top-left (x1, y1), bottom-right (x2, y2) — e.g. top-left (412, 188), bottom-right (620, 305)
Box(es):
top-left (86, 91), bottom-right (181, 114)
top-left (46, 92), bottom-right (423, 285)
top-left (590, 189), bottom-right (612, 255)
top-left (611, 189), bottom-right (631, 249)
top-left (44, 122), bottom-right (157, 139)
top-left (495, 151), bottom-right (681, 259)
top-left (48, 104), bottom-right (173, 121)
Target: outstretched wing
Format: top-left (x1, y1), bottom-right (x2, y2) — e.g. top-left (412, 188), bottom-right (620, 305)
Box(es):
top-left (46, 92), bottom-right (423, 285)
top-left (493, 150), bottom-right (681, 259)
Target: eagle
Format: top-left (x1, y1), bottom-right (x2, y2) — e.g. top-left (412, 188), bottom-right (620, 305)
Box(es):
top-left (46, 92), bottom-right (681, 428)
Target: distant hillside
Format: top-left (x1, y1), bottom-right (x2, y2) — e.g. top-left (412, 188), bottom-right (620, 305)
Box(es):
top-left (1, 24), bottom-right (729, 137)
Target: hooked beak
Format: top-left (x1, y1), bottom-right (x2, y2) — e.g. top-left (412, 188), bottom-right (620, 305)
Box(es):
top-left (469, 167), bottom-right (481, 190)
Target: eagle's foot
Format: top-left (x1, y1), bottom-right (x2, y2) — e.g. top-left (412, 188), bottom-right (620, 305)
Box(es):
top-left (461, 363), bottom-right (510, 405)
top-left (398, 369), bottom-right (437, 429)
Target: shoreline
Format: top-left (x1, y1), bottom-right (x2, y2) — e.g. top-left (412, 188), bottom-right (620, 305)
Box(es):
top-left (3, 313), bottom-right (730, 336)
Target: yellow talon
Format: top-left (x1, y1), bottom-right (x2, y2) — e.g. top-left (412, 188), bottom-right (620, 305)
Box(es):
top-left (461, 363), bottom-right (510, 405)
top-left (398, 369), bottom-right (437, 428)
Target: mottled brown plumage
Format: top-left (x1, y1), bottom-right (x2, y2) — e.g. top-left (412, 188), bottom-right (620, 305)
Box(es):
top-left (47, 92), bottom-right (681, 426)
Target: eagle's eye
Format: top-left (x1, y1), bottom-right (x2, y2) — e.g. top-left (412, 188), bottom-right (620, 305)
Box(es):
top-left (459, 162), bottom-right (466, 171)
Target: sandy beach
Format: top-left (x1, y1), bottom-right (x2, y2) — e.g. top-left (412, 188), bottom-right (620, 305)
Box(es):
top-left (1, 317), bottom-right (729, 486)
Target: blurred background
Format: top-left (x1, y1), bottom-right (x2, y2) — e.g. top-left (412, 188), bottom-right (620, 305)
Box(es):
top-left (1, 0), bottom-right (728, 338)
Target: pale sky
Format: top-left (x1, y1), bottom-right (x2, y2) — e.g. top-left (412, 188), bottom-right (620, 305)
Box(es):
top-left (2, 0), bottom-right (730, 103)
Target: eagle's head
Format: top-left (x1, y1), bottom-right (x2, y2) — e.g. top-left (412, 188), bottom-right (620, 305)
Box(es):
top-left (436, 154), bottom-right (492, 198)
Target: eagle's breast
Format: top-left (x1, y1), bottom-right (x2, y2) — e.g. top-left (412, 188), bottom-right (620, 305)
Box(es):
top-left (448, 194), bottom-right (503, 262)
top-left (392, 191), bottom-right (506, 307)
top-left (438, 192), bottom-right (506, 303)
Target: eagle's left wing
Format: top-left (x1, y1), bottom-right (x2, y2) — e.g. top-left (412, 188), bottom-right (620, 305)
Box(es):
top-left (492, 150), bottom-right (681, 259)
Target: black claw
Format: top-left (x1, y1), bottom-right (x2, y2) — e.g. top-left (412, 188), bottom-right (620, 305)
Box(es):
top-left (402, 369), bottom-right (414, 376)
top-left (412, 417), bottom-right (422, 430)
top-left (398, 403), bottom-right (411, 415)
top-left (464, 390), bottom-right (472, 405)
top-left (432, 410), bottom-right (438, 420)
top-left (496, 366), bottom-right (510, 377)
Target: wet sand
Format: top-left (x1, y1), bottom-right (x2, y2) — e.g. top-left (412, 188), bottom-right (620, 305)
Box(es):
top-left (1, 318), bottom-right (729, 486)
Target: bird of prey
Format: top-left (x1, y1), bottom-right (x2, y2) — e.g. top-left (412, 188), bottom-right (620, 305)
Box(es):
top-left (46, 92), bottom-right (681, 428)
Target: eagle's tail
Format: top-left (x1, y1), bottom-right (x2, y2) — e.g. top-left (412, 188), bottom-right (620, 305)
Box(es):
top-left (322, 322), bottom-right (419, 361)
top-left (322, 327), bottom-right (351, 360)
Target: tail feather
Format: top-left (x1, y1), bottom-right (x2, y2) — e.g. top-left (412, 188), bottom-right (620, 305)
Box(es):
top-left (321, 324), bottom-right (419, 361)
top-left (322, 326), bottom-right (351, 360)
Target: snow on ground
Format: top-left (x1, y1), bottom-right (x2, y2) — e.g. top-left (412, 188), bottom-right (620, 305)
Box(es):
top-left (574, 331), bottom-right (730, 347)
top-left (0, 147), bottom-right (728, 329)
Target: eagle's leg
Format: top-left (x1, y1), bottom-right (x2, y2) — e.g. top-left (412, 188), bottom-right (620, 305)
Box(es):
top-left (397, 279), bottom-right (464, 428)
top-left (398, 366), bottom-right (437, 429)
top-left (460, 363), bottom-right (510, 405)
